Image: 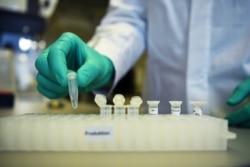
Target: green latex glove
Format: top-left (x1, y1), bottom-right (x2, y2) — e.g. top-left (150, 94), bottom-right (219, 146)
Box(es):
top-left (35, 32), bottom-right (114, 99)
top-left (226, 78), bottom-right (250, 128)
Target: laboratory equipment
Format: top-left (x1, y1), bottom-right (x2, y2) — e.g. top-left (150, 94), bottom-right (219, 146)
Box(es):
top-left (0, 114), bottom-right (236, 151)
top-left (190, 101), bottom-right (207, 116)
top-left (94, 94), bottom-right (107, 107)
top-left (100, 105), bottom-right (113, 118)
top-left (127, 96), bottom-right (142, 117)
top-left (147, 101), bottom-right (160, 115)
top-left (94, 94), bottom-right (111, 118)
top-left (0, 49), bottom-right (15, 108)
top-left (113, 105), bottom-right (126, 118)
top-left (112, 94), bottom-right (126, 118)
top-left (169, 101), bottom-right (182, 115)
top-left (127, 105), bottom-right (139, 118)
top-left (113, 94), bottom-right (125, 106)
top-left (130, 96), bottom-right (143, 107)
top-left (67, 72), bottom-right (78, 109)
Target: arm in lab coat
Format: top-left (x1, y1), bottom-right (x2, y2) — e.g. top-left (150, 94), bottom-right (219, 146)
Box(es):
top-left (88, 0), bottom-right (147, 91)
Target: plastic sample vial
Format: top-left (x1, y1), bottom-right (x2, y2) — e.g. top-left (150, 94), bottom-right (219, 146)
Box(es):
top-left (190, 101), bottom-right (207, 116)
top-left (94, 94), bottom-right (111, 117)
top-left (130, 96), bottom-right (143, 107)
top-left (114, 105), bottom-right (126, 116)
top-left (169, 101), bottom-right (182, 115)
top-left (113, 94), bottom-right (125, 106)
top-left (100, 105), bottom-right (113, 118)
top-left (113, 105), bottom-right (126, 120)
top-left (127, 105), bottom-right (139, 118)
top-left (67, 72), bottom-right (78, 109)
top-left (127, 96), bottom-right (142, 118)
top-left (94, 94), bottom-right (107, 107)
top-left (112, 94), bottom-right (126, 118)
top-left (147, 101), bottom-right (160, 115)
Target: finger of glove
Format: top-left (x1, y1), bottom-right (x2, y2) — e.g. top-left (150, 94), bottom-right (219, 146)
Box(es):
top-left (227, 78), bottom-right (250, 106)
top-left (78, 81), bottom-right (105, 93)
top-left (77, 62), bottom-right (100, 91)
top-left (225, 103), bottom-right (250, 127)
top-left (36, 73), bottom-right (68, 96)
top-left (47, 34), bottom-right (75, 87)
top-left (35, 49), bottom-right (58, 82)
top-left (37, 85), bottom-right (67, 99)
top-left (77, 52), bottom-right (114, 92)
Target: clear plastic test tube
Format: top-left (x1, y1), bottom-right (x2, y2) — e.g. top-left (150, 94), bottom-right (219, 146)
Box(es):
top-left (147, 101), bottom-right (160, 115)
top-left (113, 94), bottom-right (126, 119)
top-left (67, 72), bottom-right (78, 109)
top-left (190, 101), bottom-right (206, 116)
top-left (128, 96), bottom-right (143, 118)
top-left (169, 101), bottom-right (182, 115)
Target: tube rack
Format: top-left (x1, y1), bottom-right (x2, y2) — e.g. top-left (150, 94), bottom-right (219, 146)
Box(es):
top-left (0, 114), bottom-right (236, 151)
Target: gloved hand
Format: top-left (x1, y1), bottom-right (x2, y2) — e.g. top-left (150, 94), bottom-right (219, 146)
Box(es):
top-left (226, 78), bottom-right (250, 128)
top-left (35, 32), bottom-right (114, 99)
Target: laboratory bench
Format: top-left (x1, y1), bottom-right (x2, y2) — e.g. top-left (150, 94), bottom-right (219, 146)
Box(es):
top-left (0, 99), bottom-right (250, 167)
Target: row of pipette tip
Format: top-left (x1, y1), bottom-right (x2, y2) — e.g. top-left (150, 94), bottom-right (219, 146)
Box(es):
top-left (94, 94), bottom-right (206, 117)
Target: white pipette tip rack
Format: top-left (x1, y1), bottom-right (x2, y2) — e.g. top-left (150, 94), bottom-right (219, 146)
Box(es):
top-left (0, 94), bottom-right (236, 152)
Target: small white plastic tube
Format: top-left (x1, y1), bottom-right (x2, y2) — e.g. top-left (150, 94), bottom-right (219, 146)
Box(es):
top-left (127, 96), bottom-right (143, 117)
top-left (169, 101), bottom-right (182, 115)
top-left (114, 106), bottom-right (126, 115)
top-left (113, 94), bottom-right (126, 118)
top-left (130, 96), bottom-right (143, 107)
top-left (94, 94), bottom-right (112, 117)
top-left (67, 72), bottom-right (78, 109)
top-left (100, 105), bottom-right (112, 118)
top-left (190, 101), bottom-right (206, 116)
top-left (147, 101), bottom-right (160, 115)
top-left (127, 105), bottom-right (139, 117)
top-left (94, 94), bottom-right (107, 107)
top-left (113, 94), bottom-right (125, 106)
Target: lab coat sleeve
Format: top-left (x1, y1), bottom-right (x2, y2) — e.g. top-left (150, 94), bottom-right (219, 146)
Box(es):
top-left (88, 0), bottom-right (147, 93)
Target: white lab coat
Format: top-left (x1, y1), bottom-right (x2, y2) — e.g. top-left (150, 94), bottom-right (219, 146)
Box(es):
top-left (88, 0), bottom-right (250, 117)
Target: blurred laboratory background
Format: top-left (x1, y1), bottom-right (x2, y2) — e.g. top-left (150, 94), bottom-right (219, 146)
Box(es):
top-left (0, 0), bottom-right (146, 114)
